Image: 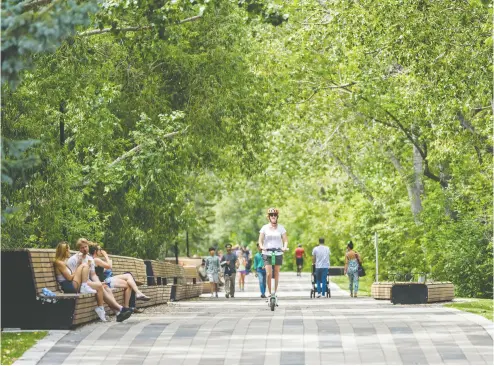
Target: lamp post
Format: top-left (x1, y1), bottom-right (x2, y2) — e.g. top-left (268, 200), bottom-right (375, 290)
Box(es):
top-left (186, 230), bottom-right (190, 257)
top-left (374, 232), bottom-right (378, 282)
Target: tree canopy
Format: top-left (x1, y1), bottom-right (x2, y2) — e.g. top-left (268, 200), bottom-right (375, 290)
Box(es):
top-left (2, 0), bottom-right (492, 298)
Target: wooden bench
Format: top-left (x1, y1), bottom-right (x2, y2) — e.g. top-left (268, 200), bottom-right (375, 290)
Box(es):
top-left (144, 260), bottom-right (203, 301)
top-left (144, 259), bottom-right (173, 303)
top-left (371, 281), bottom-right (455, 303)
top-left (1, 249), bottom-right (125, 329)
top-left (106, 254), bottom-right (169, 308)
top-left (183, 266), bottom-right (203, 298)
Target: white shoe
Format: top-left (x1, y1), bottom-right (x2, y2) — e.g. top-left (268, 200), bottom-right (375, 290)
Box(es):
top-left (80, 283), bottom-right (97, 294)
top-left (210, 293), bottom-right (214, 297)
top-left (317, 293), bottom-right (321, 298)
top-left (95, 307), bottom-right (107, 322)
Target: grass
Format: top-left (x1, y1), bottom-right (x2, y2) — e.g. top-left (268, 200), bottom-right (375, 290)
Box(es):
top-left (330, 275), bottom-right (374, 296)
top-left (1, 331), bottom-right (47, 365)
top-left (444, 299), bottom-right (494, 321)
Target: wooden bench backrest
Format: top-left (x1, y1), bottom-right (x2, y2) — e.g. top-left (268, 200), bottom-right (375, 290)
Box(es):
top-left (107, 255), bottom-right (147, 285)
top-left (184, 266), bottom-right (201, 283)
top-left (27, 249), bottom-right (59, 294)
top-left (148, 260), bottom-right (167, 278)
top-left (27, 249), bottom-right (148, 294)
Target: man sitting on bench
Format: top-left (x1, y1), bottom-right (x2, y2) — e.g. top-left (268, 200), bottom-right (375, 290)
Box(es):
top-left (67, 238), bottom-right (132, 322)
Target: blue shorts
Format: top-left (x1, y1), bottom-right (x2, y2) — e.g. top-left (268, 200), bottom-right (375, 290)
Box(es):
top-left (59, 280), bottom-right (77, 293)
top-left (104, 277), bottom-right (115, 288)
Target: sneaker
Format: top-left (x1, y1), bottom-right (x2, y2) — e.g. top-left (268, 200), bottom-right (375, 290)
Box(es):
top-left (80, 283), bottom-right (97, 294)
top-left (95, 307), bottom-right (107, 322)
top-left (225, 294), bottom-right (230, 298)
top-left (116, 309), bottom-right (132, 322)
top-left (210, 293), bottom-right (214, 297)
top-left (317, 293), bottom-right (321, 298)
top-left (130, 307), bottom-right (144, 314)
top-left (136, 294), bottom-right (151, 301)
top-left (231, 294), bottom-right (234, 298)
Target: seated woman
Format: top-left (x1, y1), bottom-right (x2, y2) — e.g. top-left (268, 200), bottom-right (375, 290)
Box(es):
top-left (53, 241), bottom-right (96, 294)
top-left (88, 244), bottom-right (150, 308)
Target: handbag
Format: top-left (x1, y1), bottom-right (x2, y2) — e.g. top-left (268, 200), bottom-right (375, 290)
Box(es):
top-left (356, 253), bottom-right (366, 277)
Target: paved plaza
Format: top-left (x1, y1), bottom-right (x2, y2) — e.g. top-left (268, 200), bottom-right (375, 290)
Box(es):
top-left (15, 273), bottom-right (493, 365)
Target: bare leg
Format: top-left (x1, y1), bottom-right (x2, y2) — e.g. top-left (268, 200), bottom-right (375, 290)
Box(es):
top-left (124, 287), bottom-right (131, 307)
top-left (71, 263), bottom-right (89, 291)
top-left (87, 281), bottom-right (105, 307)
top-left (113, 274), bottom-right (141, 295)
top-left (102, 286), bottom-right (122, 312)
top-left (274, 265), bottom-right (280, 293)
top-left (266, 265), bottom-right (273, 294)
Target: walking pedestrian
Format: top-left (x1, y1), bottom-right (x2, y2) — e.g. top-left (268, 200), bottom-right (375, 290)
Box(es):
top-left (238, 253), bottom-right (247, 291)
top-left (216, 250), bottom-right (225, 287)
top-left (344, 241), bottom-right (361, 297)
top-left (253, 244), bottom-right (266, 298)
top-left (295, 243), bottom-right (305, 276)
top-left (312, 238), bottom-right (330, 298)
top-left (220, 244), bottom-right (238, 298)
top-left (205, 247), bottom-right (220, 298)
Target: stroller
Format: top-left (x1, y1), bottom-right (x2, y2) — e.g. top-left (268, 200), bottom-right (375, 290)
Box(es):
top-left (310, 264), bottom-right (331, 298)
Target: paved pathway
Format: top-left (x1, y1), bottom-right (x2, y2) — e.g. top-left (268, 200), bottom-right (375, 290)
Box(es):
top-left (15, 273), bottom-right (493, 365)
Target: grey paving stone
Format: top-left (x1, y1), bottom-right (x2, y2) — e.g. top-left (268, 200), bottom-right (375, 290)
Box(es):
top-left (353, 327), bottom-right (376, 336)
top-left (37, 354), bottom-right (68, 365)
top-left (280, 351), bottom-right (305, 365)
top-left (198, 358), bottom-right (226, 365)
top-left (98, 323), bottom-right (134, 340)
top-left (468, 334), bottom-right (494, 346)
top-left (397, 350), bottom-right (428, 365)
top-left (118, 357), bottom-right (146, 365)
top-left (173, 327), bottom-right (199, 338)
top-left (389, 327), bottom-right (413, 334)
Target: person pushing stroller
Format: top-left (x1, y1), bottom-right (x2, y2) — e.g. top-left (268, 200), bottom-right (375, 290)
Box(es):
top-left (312, 238), bottom-right (331, 298)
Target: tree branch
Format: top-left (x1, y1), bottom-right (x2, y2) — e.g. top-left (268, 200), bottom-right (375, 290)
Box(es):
top-left (290, 82), bottom-right (356, 104)
top-left (82, 129), bottom-right (186, 186)
top-left (457, 111), bottom-right (493, 155)
top-left (78, 15), bottom-right (202, 37)
top-left (108, 129), bottom-right (183, 168)
top-left (327, 150), bottom-right (374, 203)
top-left (21, 0), bottom-right (52, 11)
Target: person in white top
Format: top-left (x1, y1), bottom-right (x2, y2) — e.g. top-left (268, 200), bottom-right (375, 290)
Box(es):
top-left (258, 207), bottom-right (288, 297)
top-left (67, 238), bottom-right (132, 323)
top-left (312, 238), bottom-right (331, 298)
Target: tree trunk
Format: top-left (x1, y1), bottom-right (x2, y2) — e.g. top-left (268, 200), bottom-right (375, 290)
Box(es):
top-left (411, 143), bottom-right (424, 214)
top-left (385, 147), bottom-right (423, 222)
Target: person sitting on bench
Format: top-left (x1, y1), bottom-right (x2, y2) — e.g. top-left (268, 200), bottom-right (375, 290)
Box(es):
top-left (67, 238), bottom-right (132, 323)
top-left (54, 241), bottom-right (94, 294)
top-left (88, 244), bottom-right (150, 309)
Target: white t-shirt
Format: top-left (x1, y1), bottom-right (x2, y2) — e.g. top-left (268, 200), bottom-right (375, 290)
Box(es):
top-left (260, 224), bottom-right (286, 255)
top-left (312, 245), bottom-right (330, 269)
top-left (67, 253), bottom-right (96, 275)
